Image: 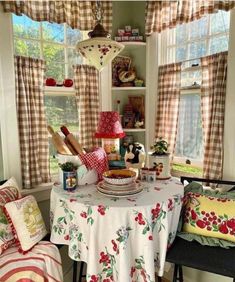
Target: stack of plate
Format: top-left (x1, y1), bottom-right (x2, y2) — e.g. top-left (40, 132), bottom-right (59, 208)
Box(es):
top-left (97, 169), bottom-right (143, 197)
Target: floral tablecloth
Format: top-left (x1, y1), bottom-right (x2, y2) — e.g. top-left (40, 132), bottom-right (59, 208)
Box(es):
top-left (50, 178), bottom-right (184, 282)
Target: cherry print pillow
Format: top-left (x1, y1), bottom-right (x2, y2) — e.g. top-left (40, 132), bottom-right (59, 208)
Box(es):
top-left (0, 177), bottom-right (21, 254)
top-left (183, 192), bottom-right (235, 243)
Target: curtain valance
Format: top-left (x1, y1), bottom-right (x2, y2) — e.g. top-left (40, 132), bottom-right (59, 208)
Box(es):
top-left (145, 0), bottom-right (235, 35)
top-left (2, 1), bottom-right (112, 33)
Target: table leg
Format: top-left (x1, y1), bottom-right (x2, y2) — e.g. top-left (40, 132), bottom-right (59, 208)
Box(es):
top-left (78, 261), bottom-right (85, 282)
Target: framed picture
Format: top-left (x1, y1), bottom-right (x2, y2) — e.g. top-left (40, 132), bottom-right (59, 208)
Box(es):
top-left (112, 55), bottom-right (131, 87)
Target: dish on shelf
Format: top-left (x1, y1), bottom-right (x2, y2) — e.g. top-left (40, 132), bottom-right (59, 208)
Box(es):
top-left (97, 182), bottom-right (143, 197)
top-left (98, 180), bottom-right (141, 191)
top-left (103, 169), bottom-right (136, 185)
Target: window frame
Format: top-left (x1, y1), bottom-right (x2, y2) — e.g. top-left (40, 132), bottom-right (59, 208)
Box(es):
top-left (44, 86), bottom-right (79, 180)
top-left (159, 11), bottom-right (230, 65)
top-left (12, 14), bottom-right (88, 79)
top-left (159, 11), bottom-right (230, 176)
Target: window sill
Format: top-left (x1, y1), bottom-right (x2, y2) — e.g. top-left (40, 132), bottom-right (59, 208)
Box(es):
top-left (44, 86), bottom-right (76, 96)
top-left (21, 182), bottom-right (54, 202)
top-left (171, 169), bottom-right (202, 179)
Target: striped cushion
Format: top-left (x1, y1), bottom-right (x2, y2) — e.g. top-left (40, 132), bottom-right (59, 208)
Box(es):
top-left (0, 241), bottom-right (63, 282)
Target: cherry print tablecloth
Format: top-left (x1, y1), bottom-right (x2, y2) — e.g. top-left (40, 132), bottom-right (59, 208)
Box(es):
top-left (50, 177), bottom-right (184, 282)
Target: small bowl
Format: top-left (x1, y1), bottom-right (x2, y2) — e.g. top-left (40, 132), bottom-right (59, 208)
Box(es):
top-left (103, 169), bottom-right (136, 185)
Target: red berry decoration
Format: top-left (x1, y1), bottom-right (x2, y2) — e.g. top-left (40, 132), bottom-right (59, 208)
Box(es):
top-left (46, 77), bottom-right (56, 86)
top-left (191, 210), bottom-right (197, 220)
top-left (196, 219), bottom-right (206, 229)
top-left (227, 218), bottom-right (235, 229)
top-left (63, 78), bottom-right (73, 87)
top-left (219, 222), bottom-right (229, 234)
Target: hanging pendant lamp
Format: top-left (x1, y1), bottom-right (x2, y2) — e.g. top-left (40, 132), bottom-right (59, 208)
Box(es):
top-left (76, 1), bottom-right (124, 71)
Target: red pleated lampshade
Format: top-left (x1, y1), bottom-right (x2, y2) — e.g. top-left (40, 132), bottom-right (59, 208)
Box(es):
top-left (95, 111), bottom-right (125, 139)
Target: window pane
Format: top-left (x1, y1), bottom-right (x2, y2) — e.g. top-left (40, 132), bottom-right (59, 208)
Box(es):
top-left (176, 46), bottom-right (187, 61)
top-left (189, 41), bottom-right (206, 59)
top-left (176, 24), bottom-right (187, 44)
top-left (175, 94), bottom-right (203, 160)
top-left (67, 48), bottom-right (83, 78)
top-left (43, 44), bottom-right (65, 63)
top-left (12, 14), bottom-right (40, 39)
top-left (45, 62), bottom-right (65, 82)
top-left (14, 38), bottom-right (40, 58)
top-left (189, 16), bottom-right (208, 40)
top-left (210, 11), bottom-right (230, 34)
top-left (67, 25), bottom-right (83, 45)
top-left (44, 96), bottom-right (79, 132)
top-left (42, 22), bottom-right (64, 43)
top-left (181, 70), bottom-right (201, 88)
top-left (209, 35), bottom-right (229, 54)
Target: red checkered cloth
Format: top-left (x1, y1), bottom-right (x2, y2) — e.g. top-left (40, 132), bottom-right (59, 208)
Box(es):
top-left (79, 147), bottom-right (108, 180)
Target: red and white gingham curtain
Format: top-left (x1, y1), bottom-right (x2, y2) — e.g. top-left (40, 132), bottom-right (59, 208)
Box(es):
top-left (155, 62), bottom-right (182, 155)
top-left (73, 65), bottom-right (100, 150)
top-left (145, 0), bottom-right (235, 35)
top-left (14, 56), bottom-right (50, 189)
top-left (201, 51), bottom-right (228, 180)
top-left (2, 1), bottom-right (112, 33)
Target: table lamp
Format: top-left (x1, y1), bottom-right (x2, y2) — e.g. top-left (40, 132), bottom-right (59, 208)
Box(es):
top-left (95, 111), bottom-right (125, 161)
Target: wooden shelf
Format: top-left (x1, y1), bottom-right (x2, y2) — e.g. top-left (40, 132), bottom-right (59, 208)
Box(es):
top-left (112, 87), bottom-right (146, 91)
top-left (123, 128), bottom-right (146, 132)
top-left (121, 41), bottom-right (146, 46)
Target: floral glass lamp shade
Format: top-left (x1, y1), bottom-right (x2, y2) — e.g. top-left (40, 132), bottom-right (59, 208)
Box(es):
top-left (76, 3), bottom-right (124, 71)
top-left (95, 111), bottom-right (125, 161)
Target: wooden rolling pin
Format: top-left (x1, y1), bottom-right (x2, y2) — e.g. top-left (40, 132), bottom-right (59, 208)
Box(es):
top-left (61, 125), bottom-right (85, 156)
top-left (64, 139), bottom-right (77, 155)
top-left (47, 125), bottom-right (72, 155)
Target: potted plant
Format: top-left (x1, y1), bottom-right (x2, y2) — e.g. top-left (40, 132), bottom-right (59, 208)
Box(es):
top-left (59, 162), bottom-right (78, 191)
top-left (149, 138), bottom-right (171, 179)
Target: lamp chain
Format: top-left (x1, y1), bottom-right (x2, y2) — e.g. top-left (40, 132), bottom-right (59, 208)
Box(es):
top-left (94, 0), bottom-right (104, 23)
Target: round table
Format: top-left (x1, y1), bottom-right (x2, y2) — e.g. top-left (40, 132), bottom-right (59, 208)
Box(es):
top-left (50, 177), bottom-right (184, 282)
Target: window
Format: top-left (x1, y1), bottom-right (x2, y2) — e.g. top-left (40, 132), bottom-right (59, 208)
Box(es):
top-left (164, 10), bottom-right (230, 65)
top-left (159, 11), bottom-right (230, 176)
top-left (44, 93), bottom-right (79, 176)
top-left (12, 14), bottom-right (89, 81)
top-left (162, 10), bottom-right (230, 87)
top-left (12, 14), bottom-right (87, 177)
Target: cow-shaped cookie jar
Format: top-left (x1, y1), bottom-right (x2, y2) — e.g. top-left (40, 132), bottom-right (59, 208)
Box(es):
top-left (124, 142), bottom-right (146, 170)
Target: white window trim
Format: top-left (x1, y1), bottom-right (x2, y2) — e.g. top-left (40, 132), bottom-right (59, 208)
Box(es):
top-left (21, 183), bottom-right (53, 202)
top-left (0, 8), bottom-right (22, 187)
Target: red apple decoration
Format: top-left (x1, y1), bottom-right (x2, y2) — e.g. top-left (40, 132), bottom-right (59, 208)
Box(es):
top-left (46, 77), bottom-right (56, 86)
top-left (63, 79), bottom-right (73, 87)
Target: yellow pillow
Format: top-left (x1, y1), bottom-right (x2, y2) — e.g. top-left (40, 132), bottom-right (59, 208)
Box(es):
top-left (183, 192), bottom-right (235, 242)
